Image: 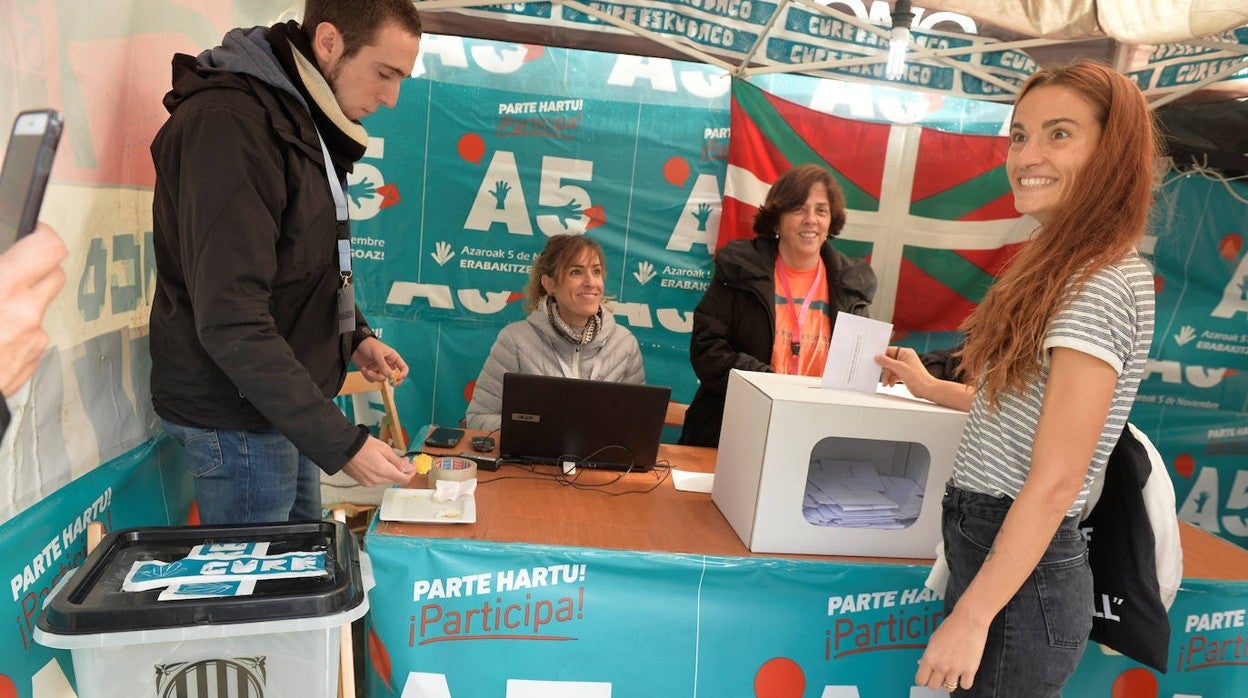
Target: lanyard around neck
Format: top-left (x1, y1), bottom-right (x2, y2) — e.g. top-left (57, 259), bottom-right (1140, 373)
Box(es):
top-left (314, 127), bottom-right (352, 282)
top-left (775, 254), bottom-right (825, 375)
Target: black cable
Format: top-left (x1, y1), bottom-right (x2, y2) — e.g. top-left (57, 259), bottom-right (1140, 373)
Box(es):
top-left (478, 449), bottom-right (673, 496)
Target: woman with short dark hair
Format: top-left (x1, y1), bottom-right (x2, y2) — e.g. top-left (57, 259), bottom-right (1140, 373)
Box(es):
top-left (680, 164), bottom-right (877, 446)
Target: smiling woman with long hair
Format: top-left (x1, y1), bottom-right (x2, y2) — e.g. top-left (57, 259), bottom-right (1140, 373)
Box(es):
top-left (464, 234), bottom-right (644, 431)
top-left (876, 60), bottom-right (1160, 696)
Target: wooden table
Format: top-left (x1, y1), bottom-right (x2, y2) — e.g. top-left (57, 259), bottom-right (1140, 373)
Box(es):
top-left (363, 430), bottom-right (1248, 697)
top-left (379, 430), bottom-right (1248, 580)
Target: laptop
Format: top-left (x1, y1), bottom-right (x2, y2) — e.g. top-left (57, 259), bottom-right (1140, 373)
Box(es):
top-left (499, 373), bottom-right (671, 471)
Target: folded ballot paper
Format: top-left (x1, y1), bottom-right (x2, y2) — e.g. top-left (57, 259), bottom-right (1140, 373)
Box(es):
top-left (803, 459), bottom-right (924, 529)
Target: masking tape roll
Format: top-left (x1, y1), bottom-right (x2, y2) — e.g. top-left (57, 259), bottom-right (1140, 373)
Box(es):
top-left (429, 457), bottom-right (477, 482)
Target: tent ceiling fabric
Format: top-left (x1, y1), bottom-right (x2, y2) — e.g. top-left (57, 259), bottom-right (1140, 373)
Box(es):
top-left (927, 0), bottom-right (1248, 43)
top-left (415, 0), bottom-right (1248, 103)
top-left (414, 0), bottom-right (1248, 171)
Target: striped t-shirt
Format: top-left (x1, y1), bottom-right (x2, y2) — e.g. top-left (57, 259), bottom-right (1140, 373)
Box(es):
top-left (951, 253), bottom-right (1155, 516)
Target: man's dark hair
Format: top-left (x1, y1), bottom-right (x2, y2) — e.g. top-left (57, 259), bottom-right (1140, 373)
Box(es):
top-left (302, 0), bottom-right (423, 61)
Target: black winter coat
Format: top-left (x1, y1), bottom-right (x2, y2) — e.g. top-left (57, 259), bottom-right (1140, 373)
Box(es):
top-left (149, 54), bottom-right (372, 474)
top-left (679, 237), bottom-right (877, 446)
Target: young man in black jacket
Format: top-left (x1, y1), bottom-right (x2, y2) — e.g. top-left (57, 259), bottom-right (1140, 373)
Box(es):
top-left (149, 0), bottom-right (421, 524)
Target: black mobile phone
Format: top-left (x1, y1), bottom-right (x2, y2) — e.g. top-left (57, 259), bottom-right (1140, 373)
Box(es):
top-left (0, 109), bottom-right (62, 252)
top-left (423, 426), bottom-right (464, 449)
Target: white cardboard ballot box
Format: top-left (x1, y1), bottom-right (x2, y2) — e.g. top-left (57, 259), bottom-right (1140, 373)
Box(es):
top-left (711, 370), bottom-right (969, 558)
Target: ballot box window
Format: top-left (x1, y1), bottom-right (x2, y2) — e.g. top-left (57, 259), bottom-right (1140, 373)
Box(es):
top-left (802, 436), bottom-right (931, 530)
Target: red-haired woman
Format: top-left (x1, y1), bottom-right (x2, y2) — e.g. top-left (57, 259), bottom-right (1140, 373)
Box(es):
top-left (876, 60), bottom-right (1159, 696)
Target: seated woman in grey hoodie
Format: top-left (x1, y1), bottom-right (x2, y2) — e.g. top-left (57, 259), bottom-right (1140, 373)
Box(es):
top-left (464, 235), bottom-right (645, 431)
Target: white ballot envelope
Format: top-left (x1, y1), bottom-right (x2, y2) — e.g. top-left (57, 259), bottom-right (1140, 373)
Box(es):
top-left (821, 311), bottom-right (893, 394)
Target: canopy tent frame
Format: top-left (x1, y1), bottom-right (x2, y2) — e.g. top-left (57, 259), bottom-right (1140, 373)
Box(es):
top-left (413, 0), bottom-right (1248, 106)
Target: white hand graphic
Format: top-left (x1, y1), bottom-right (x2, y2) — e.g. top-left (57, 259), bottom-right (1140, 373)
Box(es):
top-left (633, 260), bottom-right (656, 285)
top-left (1173, 325), bottom-right (1196, 346)
top-left (431, 241), bottom-right (455, 266)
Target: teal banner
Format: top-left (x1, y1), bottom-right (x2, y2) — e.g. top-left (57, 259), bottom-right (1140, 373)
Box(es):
top-left (1, 435), bottom-right (192, 696)
top-left (354, 39), bottom-right (733, 419)
top-left (365, 525), bottom-right (1248, 695)
top-left (1131, 174), bottom-right (1248, 549)
top-left (351, 37), bottom-right (1014, 437)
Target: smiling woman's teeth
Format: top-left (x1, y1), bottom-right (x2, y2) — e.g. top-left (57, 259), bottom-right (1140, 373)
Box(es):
top-left (1019, 177), bottom-right (1055, 187)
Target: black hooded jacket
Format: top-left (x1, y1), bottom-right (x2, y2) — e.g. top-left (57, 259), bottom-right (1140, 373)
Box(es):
top-left (679, 237), bottom-right (877, 446)
top-left (149, 26), bottom-right (373, 474)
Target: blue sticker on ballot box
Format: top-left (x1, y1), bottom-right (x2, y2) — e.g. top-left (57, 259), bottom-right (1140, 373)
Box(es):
top-left (122, 540), bottom-right (327, 595)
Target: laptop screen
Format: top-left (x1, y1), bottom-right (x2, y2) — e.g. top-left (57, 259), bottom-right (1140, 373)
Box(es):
top-left (499, 373), bottom-right (671, 471)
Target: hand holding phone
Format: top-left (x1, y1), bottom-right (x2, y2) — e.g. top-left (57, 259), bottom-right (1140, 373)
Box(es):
top-left (0, 109), bottom-right (62, 251)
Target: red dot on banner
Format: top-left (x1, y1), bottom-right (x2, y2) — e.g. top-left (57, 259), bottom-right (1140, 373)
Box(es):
top-left (0, 675), bottom-right (17, 698)
top-left (663, 157), bottom-right (691, 187)
top-left (1111, 667), bottom-right (1158, 698)
top-left (1219, 233), bottom-right (1243, 260)
top-left (1153, 275), bottom-right (1164, 294)
top-left (1175, 453), bottom-right (1195, 478)
top-left (754, 657), bottom-right (805, 698)
top-left (457, 133), bottom-right (486, 164)
top-left (464, 380), bottom-right (476, 404)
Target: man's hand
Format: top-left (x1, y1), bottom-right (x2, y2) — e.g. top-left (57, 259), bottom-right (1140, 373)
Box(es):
top-left (352, 336), bottom-right (409, 386)
top-left (0, 223), bottom-right (67, 397)
top-left (340, 435), bottom-right (414, 486)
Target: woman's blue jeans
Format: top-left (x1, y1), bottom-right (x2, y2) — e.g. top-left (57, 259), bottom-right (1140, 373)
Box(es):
top-left (942, 485), bottom-right (1093, 697)
top-left (161, 419), bottom-right (323, 524)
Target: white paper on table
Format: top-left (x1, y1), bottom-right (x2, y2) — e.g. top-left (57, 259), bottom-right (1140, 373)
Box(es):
top-left (821, 311), bottom-right (893, 393)
top-left (672, 469), bottom-right (714, 493)
top-left (433, 478), bottom-right (477, 501)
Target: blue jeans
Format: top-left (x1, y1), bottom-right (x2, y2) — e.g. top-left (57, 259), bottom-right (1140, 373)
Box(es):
top-left (942, 485), bottom-right (1093, 697)
top-left (161, 420), bottom-right (323, 524)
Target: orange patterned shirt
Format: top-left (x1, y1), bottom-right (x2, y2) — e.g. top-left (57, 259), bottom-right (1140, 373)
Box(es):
top-left (771, 260), bottom-right (832, 376)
